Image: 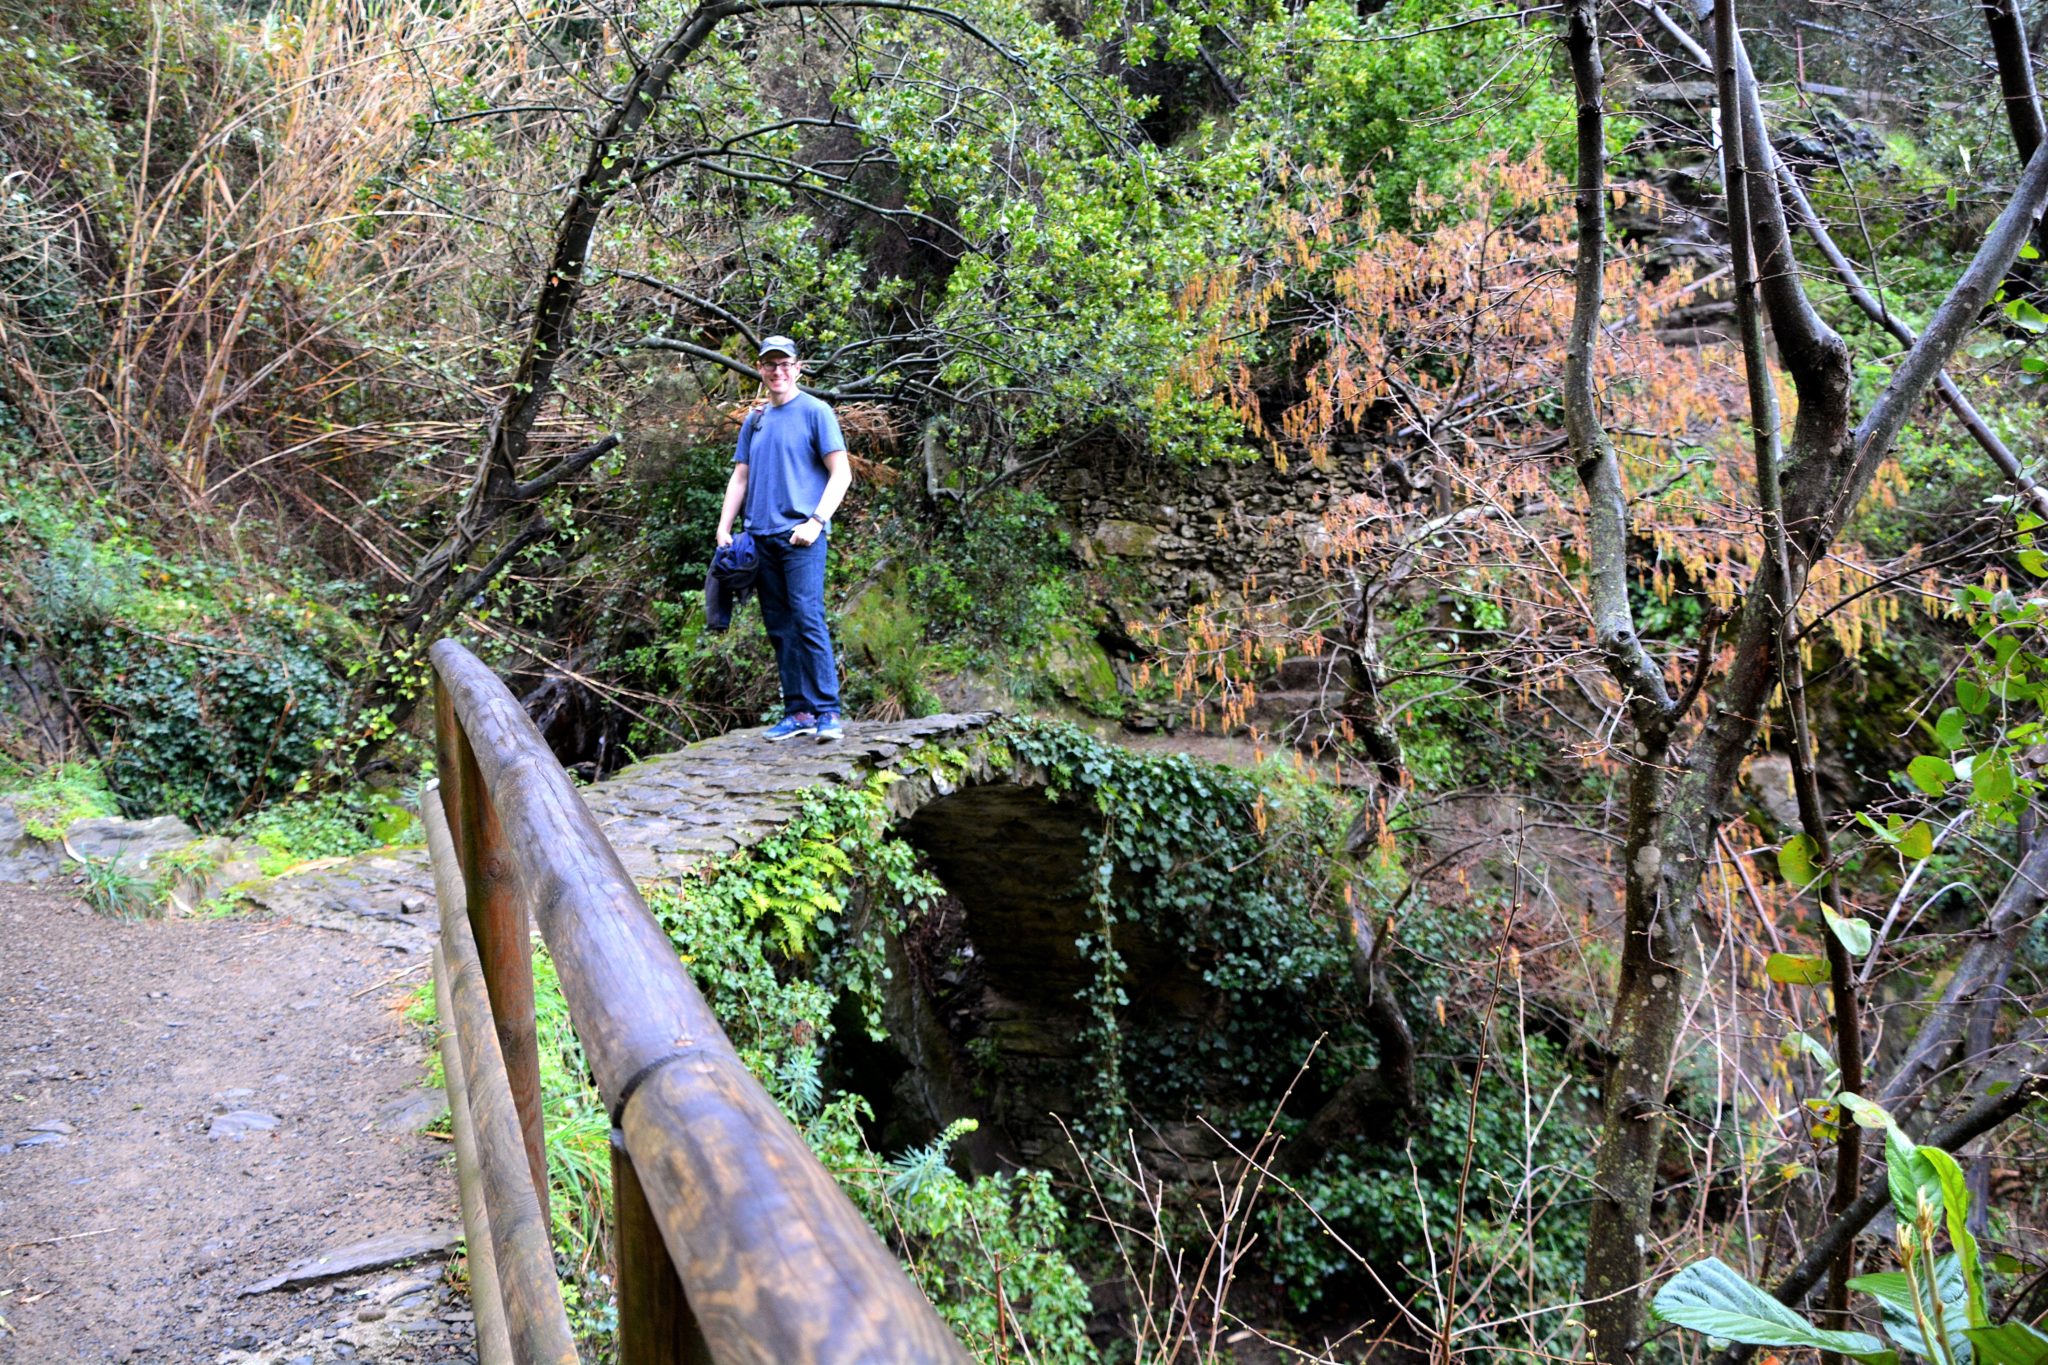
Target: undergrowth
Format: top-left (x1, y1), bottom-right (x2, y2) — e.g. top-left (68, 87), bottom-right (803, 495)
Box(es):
top-left (1, 759), bottom-right (119, 839)
top-left (410, 772), bottom-right (1096, 1362)
top-left (236, 788), bottom-right (420, 874)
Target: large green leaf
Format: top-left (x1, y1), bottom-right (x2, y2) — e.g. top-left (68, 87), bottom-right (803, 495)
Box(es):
top-left (1839, 1092), bottom-right (1901, 1131)
top-left (1976, 752), bottom-right (2018, 807)
top-left (1967, 1323), bottom-right (2048, 1365)
top-left (1910, 754), bottom-right (1959, 795)
top-left (1651, 1258), bottom-right (1898, 1364)
top-left (1888, 1121), bottom-right (1942, 1228)
top-left (1937, 708), bottom-right (1969, 750)
top-left (1823, 904), bottom-right (1875, 958)
top-left (1767, 952), bottom-right (1832, 986)
top-left (1780, 833), bottom-right (1819, 886)
top-left (1960, 678), bottom-right (1992, 714)
top-left (1919, 1145), bottom-right (1990, 1328)
top-left (1851, 1258), bottom-right (1970, 1363)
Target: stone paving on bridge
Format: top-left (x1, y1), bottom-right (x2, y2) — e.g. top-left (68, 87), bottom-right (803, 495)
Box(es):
top-left (243, 712), bottom-right (1007, 947)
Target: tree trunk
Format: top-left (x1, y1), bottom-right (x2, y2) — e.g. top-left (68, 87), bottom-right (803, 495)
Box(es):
top-left (1568, 1), bottom-right (2048, 1356)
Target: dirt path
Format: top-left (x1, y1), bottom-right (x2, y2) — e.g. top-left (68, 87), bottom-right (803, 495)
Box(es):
top-left (0, 884), bottom-right (472, 1364)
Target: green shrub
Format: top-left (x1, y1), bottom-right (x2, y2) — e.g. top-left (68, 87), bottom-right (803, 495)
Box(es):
top-left (2, 759), bottom-right (119, 839)
top-left (1263, 1035), bottom-right (1591, 1332)
top-left (85, 630), bottom-right (345, 828)
top-left (5, 503), bottom-right (356, 828)
top-left (78, 853), bottom-right (151, 918)
top-left (237, 788), bottom-right (417, 873)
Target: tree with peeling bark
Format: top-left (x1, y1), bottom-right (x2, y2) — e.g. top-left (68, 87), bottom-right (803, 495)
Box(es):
top-left (1563, 0), bottom-right (2048, 1359)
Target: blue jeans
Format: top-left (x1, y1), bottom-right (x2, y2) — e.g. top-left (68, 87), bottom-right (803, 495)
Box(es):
top-left (754, 531), bottom-right (841, 717)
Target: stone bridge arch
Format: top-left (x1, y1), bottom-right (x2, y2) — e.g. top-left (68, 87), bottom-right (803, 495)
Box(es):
top-left (582, 714), bottom-right (1218, 1170)
top-left (246, 713), bottom-right (1225, 1168)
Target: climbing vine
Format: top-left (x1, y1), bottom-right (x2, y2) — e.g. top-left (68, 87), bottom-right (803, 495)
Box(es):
top-left (999, 719), bottom-right (1364, 1134)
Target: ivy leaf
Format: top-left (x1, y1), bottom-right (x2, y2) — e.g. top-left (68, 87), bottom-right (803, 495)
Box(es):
top-left (1822, 904), bottom-right (1874, 958)
top-left (1650, 1258), bottom-right (1897, 1364)
top-left (1960, 678), bottom-right (1992, 714)
top-left (1908, 755), bottom-right (1957, 795)
top-left (1936, 707), bottom-right (1968, 750)
top-left (2022, 549), bottom-right (2048, 578)
top-left (1897, 822), bottom-right (1934, 861)
top-left (1766, 952), bottom-right (1831, 985)
top-left (1778, 833), bottom-right (1818, 886)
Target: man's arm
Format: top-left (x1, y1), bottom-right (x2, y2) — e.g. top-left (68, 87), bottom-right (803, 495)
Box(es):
top-left (816, 450), bottom-right (852, 523)
top-left (715, 462), bottom-right (748, 547)
top-left (791, 450), bottom-right (852, 546)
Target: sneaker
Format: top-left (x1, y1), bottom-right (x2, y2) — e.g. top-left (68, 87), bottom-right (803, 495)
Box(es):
top-left (764, 712), bottom-right (817, 741)
top-left (815, 712), bottom-right (844, 743)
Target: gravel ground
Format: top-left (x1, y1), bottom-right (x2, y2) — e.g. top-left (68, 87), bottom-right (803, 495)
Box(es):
top-left (0, 883), bottom-right (474, 1364)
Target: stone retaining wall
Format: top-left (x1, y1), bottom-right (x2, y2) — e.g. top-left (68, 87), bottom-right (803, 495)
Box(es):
top-left (1044, 443), bottom-right (1391, 616)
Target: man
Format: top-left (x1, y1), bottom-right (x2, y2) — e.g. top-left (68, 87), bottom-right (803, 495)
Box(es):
top-left (714, 335), bottom-right (853, 742)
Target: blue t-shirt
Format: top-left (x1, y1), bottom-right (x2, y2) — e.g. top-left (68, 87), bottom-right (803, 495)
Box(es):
top-left (734, 393), bottom-right (845, 535)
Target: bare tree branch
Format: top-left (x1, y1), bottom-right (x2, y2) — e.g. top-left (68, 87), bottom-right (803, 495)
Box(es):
top-left (1842, 137), bottom-right (2048, 526)
top-left (1561, 0), bottom-right (1672, 726)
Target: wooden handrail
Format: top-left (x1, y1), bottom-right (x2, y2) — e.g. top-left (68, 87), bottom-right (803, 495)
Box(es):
top-left (427, 639), bottom-right (972, 1365)
top-left (424, 788), bottom-right (578, 1365)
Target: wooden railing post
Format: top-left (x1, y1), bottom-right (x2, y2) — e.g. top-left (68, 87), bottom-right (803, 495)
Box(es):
top-left (612, 1129), bottom-right (710, 1365)
top-left (438, 675), bottom-right (549, 1219)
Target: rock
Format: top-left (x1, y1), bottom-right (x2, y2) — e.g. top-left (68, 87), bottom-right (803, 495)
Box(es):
top-left (241, 851), bottom-right (437, 952)
top-left (1745, 753), bottom-right (1801, 832)
top-left (1024, 622), bottom-right (1122, 715)
top-left (208, 1110), bottom-right (281, 1139)
top-left (65, 814), bottom-right (200, 867)
top-left (26, 1119), bottom-right (74, 1134)
top-left (14, 1132), bottom-right (61, 1147)
top-left (1090, 519), bottom-right (1163, 559)
top-left (156, 836), bottom-right (268, 917)
top-left (212, 1089), bottom-right (257, 1105)
top-left (237, 1227), bottom-right (463, 1295)
top-left (371, 1088), bottom-right (446, 1133)
top-left (372, 1276), bottom-right (434, 1304)
top-left (0, 797), bottom-right (63, 882)
top-left (354, 1306), bottom-right (386, 1323)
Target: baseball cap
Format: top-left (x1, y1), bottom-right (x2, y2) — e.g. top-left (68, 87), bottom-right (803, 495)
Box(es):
top-left (757, 335), bottom-right (799, 359)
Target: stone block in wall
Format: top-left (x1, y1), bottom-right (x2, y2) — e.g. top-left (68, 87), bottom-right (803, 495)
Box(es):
top-left (1091, 519), bottom-right (1163, 559)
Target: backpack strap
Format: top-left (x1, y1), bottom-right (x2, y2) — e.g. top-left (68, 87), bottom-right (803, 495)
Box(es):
top-left (739, 406), bottom-right (761, 461)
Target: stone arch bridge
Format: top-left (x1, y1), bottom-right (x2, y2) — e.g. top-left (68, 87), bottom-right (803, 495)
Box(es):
top-left (247, 714), bottom-right (1211, 1169)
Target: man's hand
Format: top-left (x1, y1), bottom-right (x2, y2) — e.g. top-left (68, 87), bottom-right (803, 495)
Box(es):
top-left (789, 517), bottom-right (822, 547)
top-left (715, 527), bottom-right (734, 548)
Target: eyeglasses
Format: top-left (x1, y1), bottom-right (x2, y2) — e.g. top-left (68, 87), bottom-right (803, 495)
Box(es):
top-left (760, 359), bottom-right (799, 372)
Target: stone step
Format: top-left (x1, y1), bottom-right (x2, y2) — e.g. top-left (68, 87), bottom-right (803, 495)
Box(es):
top-left (1273, 653), bottom-right (1344, 691)
top-left (1243, 689), bottom-right (1342, 730)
